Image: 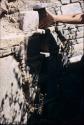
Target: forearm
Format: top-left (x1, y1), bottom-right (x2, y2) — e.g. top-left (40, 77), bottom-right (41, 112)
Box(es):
top-left (39, 9), bottom-right (84, 29)
top-left (53, 13), bottom-right (84, 24)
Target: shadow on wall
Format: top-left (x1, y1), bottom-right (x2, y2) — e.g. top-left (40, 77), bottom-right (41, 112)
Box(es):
top-left (27, 29), bottom-right (59, 57)
top-left (27, 29), bottom-right (63, 93)
top-left (26, 29), bottom-right (84, 124)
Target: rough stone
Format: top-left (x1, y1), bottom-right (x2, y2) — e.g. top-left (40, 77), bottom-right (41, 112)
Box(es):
top-left (72, 42), bottom-right (83, 56)
top-left (76, 38), bottom-right (84, 43)
top-left (61, 0), bottom-right (70, 4)
top-left (80, 1), bottom-right (84, 11)
top-left (64, 31), bottom-right (83, 40)
top-left (0, 0), bottom-right (8, 17)
top-left (0, 33), bottom-right (25, 49)
top-left (0, 56), bottom-right (26, 124)
top-left (76, 31), bottom-right (84, 39)
top-left (19, 11), bottom-right (39, 33)
top-left (78, 25), bottom-right (84, 32)
top-left (6, 2), bottom-right (19, 14)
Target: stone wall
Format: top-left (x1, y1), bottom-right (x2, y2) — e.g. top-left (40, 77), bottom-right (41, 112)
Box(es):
top-left (46, 0), bottom-right (84, 62)
top-left (0, 0), bottom-right (84, 124)
top-left (20, 0), bottom-right (84, 62)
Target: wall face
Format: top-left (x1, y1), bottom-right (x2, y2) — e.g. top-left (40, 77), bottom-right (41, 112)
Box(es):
top-left (46, 0), bottom-right (84, 62)
top-left (0, 0), bottom-right (84, 124)
top-left (0, 56), bottom-right (27, 124)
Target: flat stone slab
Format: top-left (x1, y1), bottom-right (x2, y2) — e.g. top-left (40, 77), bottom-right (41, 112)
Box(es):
top-left (61, 0), bottom-right (70, 4)
top-left (70, 54), bottom-right (82, 63)
top-left (0, 33), bottom-right (25, 49)
top-left (61, 3), bottom-right (82, 14)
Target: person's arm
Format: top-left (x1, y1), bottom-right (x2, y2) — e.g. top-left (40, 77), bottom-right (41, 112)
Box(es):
top-left (52, 13), bottom-right (84, 24)
top-left (39, 9), bottom-right (84, 28)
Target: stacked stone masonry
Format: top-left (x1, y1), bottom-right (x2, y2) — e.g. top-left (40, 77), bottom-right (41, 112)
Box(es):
top-left (0, 0), bottom-right (84, 124)
top-left (47, 0), bottom-right (84, 60)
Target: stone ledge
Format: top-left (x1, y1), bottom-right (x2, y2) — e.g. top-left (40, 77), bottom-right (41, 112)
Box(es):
top-left (0, 45), bottom-right (20, 58)
top-left (0, 32), bottom-right (25, 57)
top-left (71, 0), bottom-right (79, 3)
top-left (0, 33), bottom-right (25, 49)
top-left (0, 29), bottom-right (47, 57)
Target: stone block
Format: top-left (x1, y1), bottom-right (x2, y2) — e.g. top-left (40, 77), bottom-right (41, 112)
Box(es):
top-left (62, 24), bottom-right (72, 30)
top-left (47, 6), bottom-right (56, 15)
top-left (80, 1), bottom-right (84, 11)
top-left (61, 3), bottom-right (82, 14)
top-left (61, 0), bottom-right (70, 4)
top-left (76, 31), bottom-right (84, 39)
top-left (55, 1), bottom-right (62, 6)
top-left (62, 29), bottom-right (70, 36)
top-left (19, 11), bottom-right (39, 33)
top-left (71, 0), bottom-right (79, 3)
top-left (76, 38), bottom-right (84, 43)
top-left (69, 54), bottom-right (82, 63)
top-left (66, 33), bottom-right (76, 40)
top-left (69, 37), bottom-right (83, 45)
top-left (77, 26), bottom-right (83, 32)
top-left (56, 7), bottom-right (62, 15)
top-left (72, 42), bottom-right (83, 56)
top-left (64, 30), bottom-right (83, 40)
top-left (0, 33), bottom-right (25, 49)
